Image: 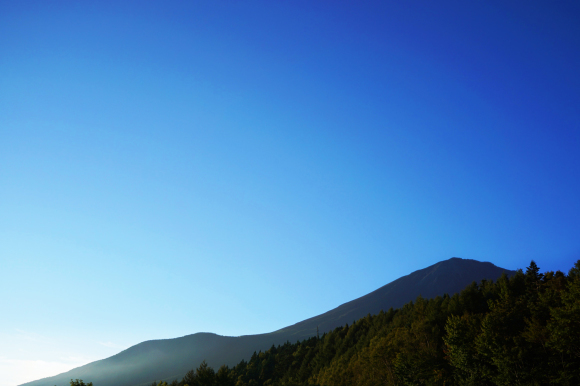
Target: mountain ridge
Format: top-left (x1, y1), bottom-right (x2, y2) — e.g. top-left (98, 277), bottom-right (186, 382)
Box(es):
top-left (21, 257), bottom-right (516, 386)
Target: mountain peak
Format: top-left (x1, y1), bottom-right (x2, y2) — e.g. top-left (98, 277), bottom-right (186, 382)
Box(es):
top-left (20, 258), bottom-right (515, 386)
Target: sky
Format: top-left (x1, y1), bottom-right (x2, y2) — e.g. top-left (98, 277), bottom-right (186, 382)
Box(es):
top-left (1, 1), bottom-right (579, 385)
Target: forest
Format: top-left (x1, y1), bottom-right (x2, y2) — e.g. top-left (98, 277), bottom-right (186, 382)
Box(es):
top-left (81, 259), bottom-right (580, 386)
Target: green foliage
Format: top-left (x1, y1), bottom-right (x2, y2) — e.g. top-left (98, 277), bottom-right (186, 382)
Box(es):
top-left (70, 380), bottom-right (93, 386)
top-left (158, 260), bottom-right (580, 386)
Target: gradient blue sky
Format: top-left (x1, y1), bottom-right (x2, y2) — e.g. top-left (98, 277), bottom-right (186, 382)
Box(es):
top-left (1, 1), bottom-right (579, 384)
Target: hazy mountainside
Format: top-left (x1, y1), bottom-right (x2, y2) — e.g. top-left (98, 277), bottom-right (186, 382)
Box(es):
top-left (21, 257), bottom-right (515, 386)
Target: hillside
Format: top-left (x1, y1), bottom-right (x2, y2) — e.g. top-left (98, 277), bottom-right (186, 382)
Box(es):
top-left (151, 259), bottom-right (580, 386)
top-left (21, 257), bottom-right (515, 386)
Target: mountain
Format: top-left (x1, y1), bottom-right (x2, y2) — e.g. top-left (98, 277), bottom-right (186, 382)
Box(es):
top-left (21, 257), bottom-right (515, 386)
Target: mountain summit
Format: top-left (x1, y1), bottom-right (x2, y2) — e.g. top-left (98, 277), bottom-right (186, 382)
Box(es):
top-left (21, 257), bottom-right (515, 386)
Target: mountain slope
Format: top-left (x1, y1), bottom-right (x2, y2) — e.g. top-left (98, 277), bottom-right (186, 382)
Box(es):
top-left (270, 257), bottom-right (514, 341)
top-left (21, 257), bottom-right (515, 386)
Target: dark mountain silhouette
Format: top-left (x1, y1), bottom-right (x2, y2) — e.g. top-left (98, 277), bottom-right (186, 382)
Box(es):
top-left (21, 257), bottom-right (515, 386)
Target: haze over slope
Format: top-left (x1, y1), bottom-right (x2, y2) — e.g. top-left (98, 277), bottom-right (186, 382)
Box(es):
top-left (21, 258), bottom-right (515, 386)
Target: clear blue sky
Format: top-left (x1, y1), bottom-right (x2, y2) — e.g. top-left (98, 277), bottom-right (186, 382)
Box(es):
top-left (1, 1), bottom-right (579, 384)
